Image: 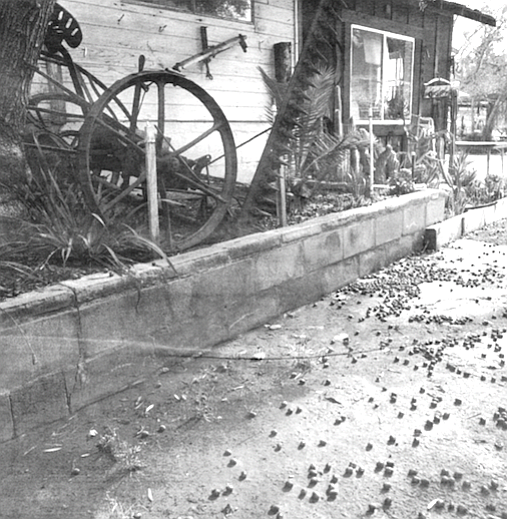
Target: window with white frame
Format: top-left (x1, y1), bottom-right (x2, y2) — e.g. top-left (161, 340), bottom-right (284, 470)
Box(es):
top-left (128, 0), bottom-right (253, 22)
top-left (350, 25), bottom-right (414, 123)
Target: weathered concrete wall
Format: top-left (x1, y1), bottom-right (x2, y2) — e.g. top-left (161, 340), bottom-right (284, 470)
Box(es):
top-left (425, 197), bottom-right (507, 250)
top-left (0, 189), bottom-right (446, 441)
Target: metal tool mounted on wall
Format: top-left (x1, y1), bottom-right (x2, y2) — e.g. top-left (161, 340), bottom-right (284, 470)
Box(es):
top-left (172, 29), bottom-right (247, 78)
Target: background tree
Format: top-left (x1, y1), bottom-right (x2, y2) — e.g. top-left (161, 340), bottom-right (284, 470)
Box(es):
top-left (0, 0), bottom-right (56, 215)
top-left (454, 4), bottom-right (507, 140)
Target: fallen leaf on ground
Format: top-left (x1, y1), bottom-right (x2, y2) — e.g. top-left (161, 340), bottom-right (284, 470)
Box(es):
top-left (43, 447), bottom-right (62, 453)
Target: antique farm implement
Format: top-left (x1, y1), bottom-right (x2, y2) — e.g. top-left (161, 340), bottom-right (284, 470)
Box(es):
top-left (25, 3), bottom-right (245, 250)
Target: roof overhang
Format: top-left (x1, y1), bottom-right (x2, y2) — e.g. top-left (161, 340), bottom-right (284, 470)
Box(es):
top-left (425, 0), bottom-right (496, 26)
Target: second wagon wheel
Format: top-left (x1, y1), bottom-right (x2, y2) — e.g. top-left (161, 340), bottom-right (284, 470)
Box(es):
top-left (77, 69), bottom-right (237, 251)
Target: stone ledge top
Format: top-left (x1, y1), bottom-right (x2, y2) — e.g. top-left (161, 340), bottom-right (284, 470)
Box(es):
top-left (0, 189), bottom-right (445, 323)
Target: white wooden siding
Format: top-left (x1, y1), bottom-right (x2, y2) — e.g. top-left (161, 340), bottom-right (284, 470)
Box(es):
top-left (54, 0), bottom-right (295, 182)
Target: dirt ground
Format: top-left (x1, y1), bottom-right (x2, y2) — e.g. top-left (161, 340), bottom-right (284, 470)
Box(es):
top-left (1, 219), bottom-right (507, 519)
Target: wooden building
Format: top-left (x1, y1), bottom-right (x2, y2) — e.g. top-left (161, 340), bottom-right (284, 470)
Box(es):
top-left (297, 0), bottom-right (495, 149)
top-left (55, 0), bottom-right (295, 183)
top-left (51, 0), bottom-right (495, 182)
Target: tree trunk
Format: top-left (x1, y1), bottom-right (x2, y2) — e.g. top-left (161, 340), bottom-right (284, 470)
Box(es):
top-left (482, 96), bottom-right (503, 141)
top-left (0, 0), bottom-right (56, 214)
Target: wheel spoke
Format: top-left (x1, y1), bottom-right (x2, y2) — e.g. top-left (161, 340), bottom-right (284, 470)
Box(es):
top-left (103, 171), bottom-right (147, 212)
top-left (169, 121), bottom-right (225, 157)
top-left (154, 119), bottom-right (227, 200)
top-left (105, 84), bottom-right (144, 124)
top-left (157, 81), bottom-right (165, 153)
top-left (130, 79), bottom-right (144, 132)
top-left (94, 116), bottom-right (145, 154)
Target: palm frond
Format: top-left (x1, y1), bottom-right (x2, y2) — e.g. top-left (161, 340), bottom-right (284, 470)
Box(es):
top-left (260, 64), bottom-right (349, 180)
top-left (258, 66), bottom-right (290, 124)
top-left (292, 65), bottom-right (336, 169)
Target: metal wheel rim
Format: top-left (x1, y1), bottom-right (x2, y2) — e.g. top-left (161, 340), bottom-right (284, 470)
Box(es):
top-left (77, 70), bottom-right (237, 251)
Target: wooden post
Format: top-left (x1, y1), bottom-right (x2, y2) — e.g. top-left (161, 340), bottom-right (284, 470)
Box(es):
top-left (145, 123), bottom-right (159, 243)
top-left (470, 98), bottom-right (475, 134)
top-left (449, 88), bottom-right (458, 173)
top-left (274, 42), bottom-right (292, 227)
top-left (368, 106), bottom-right (374, 196)
top-left (273, 42), bottom-right (292, 83)
top-left (335, 85), bottom-right (343, 138)
top-left (279, 164), bottom-right (288, 227)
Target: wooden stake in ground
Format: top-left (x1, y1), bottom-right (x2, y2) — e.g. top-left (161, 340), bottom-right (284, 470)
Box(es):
top-left (368, 106), bottom-right (374, 196)
top-left (145, 124), bottom-right (160, 243)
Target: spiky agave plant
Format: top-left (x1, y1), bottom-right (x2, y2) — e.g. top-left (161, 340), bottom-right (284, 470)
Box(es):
top-left (441, 151), bottom-right (477, 215)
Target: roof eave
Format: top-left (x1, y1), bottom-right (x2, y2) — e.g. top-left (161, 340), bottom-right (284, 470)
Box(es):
top-left (434, 1), bottom-right (496, 26)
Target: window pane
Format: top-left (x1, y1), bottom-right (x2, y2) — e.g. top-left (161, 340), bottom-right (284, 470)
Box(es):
top-left (126, 0), bottom-right (253, 20)
top-left (196, 0), bottom-right (252, 21)
top-left (351, 28), bottom-right (383, 120)
top-left (384, 37), bottom-right (413, 120)
top-left (157, 0), bottom-right (193, 12)
top-left (351, 26), bottom-right (414, 122)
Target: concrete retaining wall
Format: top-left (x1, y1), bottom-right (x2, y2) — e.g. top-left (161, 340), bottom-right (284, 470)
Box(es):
top-left (424, 197), bottom-right (507, 250)
top-left (0, 189), bottom-right (446, 441)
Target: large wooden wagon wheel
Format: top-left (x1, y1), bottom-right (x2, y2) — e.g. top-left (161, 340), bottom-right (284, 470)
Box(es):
top-left (77, 69), bottom-right (237, 251)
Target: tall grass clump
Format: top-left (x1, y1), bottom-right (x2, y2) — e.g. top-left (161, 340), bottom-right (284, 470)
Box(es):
top-left (0, 146), bottom-right (173, 293)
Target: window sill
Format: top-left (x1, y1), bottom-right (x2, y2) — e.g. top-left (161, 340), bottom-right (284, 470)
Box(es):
top-left (356, 120), bottom-right (407, 125)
